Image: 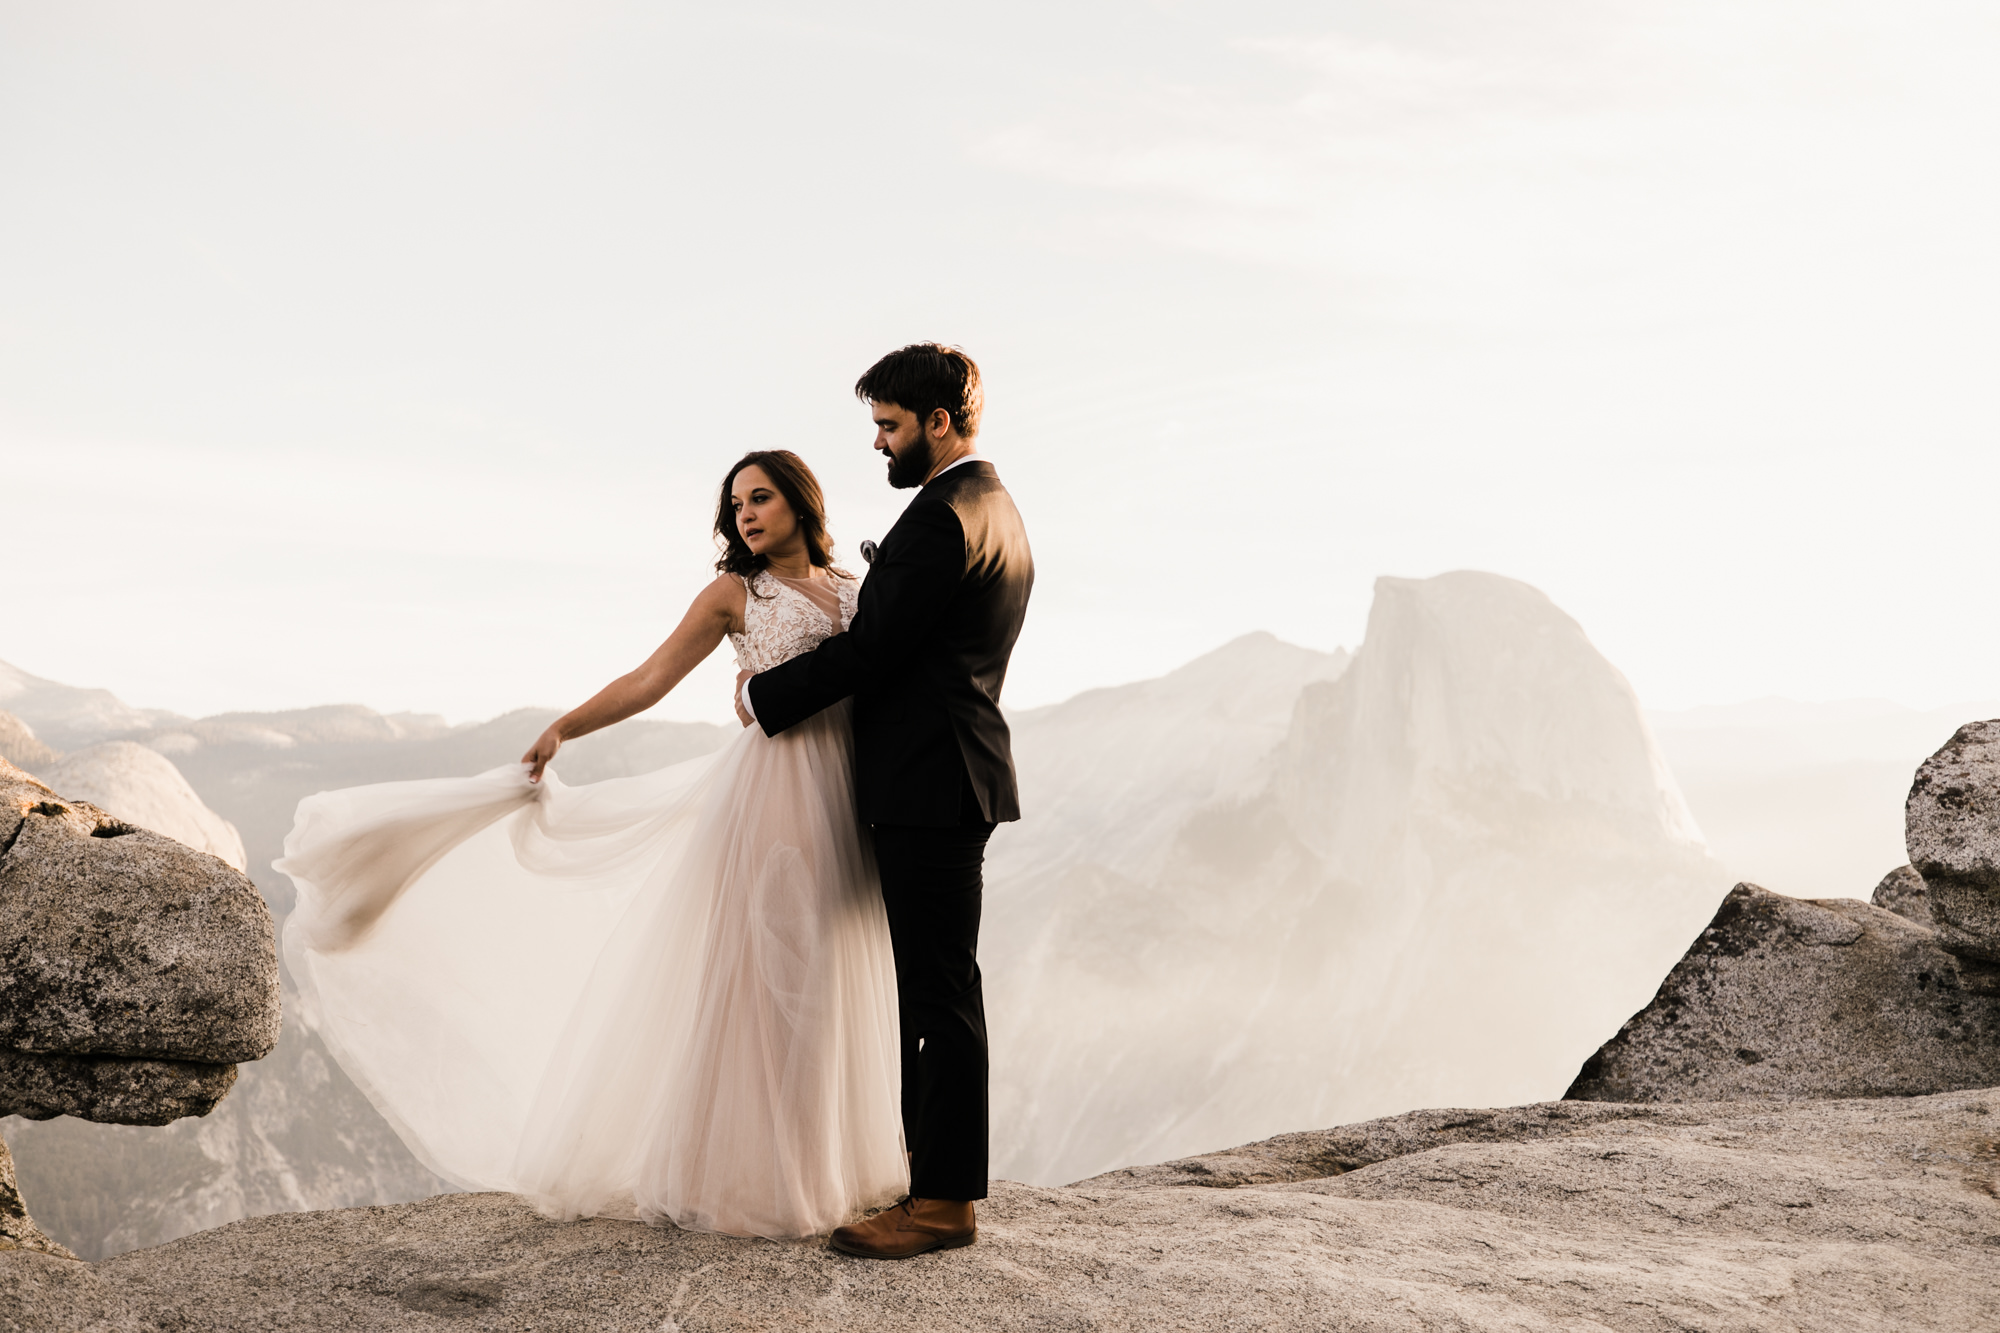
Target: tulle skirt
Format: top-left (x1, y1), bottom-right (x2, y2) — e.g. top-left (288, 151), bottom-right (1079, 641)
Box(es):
top-left (275, 703), bottom-right (908, 1239)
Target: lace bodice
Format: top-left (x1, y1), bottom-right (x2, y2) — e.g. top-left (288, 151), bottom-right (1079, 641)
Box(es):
top-left (729, 569), bottom-right (859, 673)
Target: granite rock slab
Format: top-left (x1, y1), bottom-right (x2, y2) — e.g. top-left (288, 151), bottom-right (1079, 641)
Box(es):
top-left (6, 1090), bottom-right (1997, 1332)
top-left (1566, 881), bottom-right (2000, 1102)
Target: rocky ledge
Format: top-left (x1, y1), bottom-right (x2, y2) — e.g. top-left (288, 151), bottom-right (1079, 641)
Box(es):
top-left (0, 756), bottom-right (281, 1258)
top-left (0, 757), bottom-right (278, 1131)
top-left (5, 1089), bottom-right (1997, 1332)
top-left (1565, 879), bottom-right (2000, 1103)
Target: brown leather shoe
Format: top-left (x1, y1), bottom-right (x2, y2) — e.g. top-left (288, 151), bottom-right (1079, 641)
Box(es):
top-left (828, 1197), bottom-right (976, 1260)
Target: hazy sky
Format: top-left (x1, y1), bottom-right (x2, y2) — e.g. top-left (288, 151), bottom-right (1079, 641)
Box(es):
top-left (4, 0), bottom-right (1996, 725)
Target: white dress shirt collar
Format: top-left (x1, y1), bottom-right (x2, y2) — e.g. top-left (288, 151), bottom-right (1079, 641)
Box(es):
top-left (931, 452), bottom-right (982, 481)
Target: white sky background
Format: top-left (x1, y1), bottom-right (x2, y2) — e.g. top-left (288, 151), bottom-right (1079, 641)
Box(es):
top-left (2, 0), bottom-right (1996, 725)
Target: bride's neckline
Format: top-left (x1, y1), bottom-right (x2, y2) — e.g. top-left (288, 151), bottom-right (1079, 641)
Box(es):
top-left (757, 567), bottom-right (845, 629)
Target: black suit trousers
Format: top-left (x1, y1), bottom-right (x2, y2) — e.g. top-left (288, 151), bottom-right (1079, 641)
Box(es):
top-left (871, 797), bottom-right (994, 1202)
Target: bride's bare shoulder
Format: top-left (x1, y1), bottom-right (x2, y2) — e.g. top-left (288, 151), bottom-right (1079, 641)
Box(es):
top-left (691, 572), bottom-right (750, 631)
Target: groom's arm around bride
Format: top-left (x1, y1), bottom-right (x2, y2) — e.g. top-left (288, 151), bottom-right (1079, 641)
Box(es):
top-left (743, 343), bottom-right (1032, 1258)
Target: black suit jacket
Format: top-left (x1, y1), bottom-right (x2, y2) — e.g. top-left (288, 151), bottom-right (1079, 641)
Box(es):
top-left (747, 460), bottom-right (1033, 827)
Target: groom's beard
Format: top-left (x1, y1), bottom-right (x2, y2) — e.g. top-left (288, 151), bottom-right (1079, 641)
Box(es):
top-left (885, 436), bottom-right (936, 490)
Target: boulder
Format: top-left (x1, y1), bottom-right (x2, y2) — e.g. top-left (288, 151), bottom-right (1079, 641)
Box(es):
top-left (1872, 863), bottom-right (1933, 927)
top-left (3, 1089), bottom-right (1995, 1331)
top-left (1907, 718), bottom-right (2000, 992)
top-left (0, 760), bottom-right (280, 1072)
top-left (1565, 881), bottom-right (2000, 1102)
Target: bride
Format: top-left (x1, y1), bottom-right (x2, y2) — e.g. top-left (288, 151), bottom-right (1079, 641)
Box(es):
top-left (276, 450), bottom-right (907, 1240)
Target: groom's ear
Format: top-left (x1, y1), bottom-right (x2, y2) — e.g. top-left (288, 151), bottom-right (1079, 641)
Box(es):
top-left (925, 407), bottom-right (956, 441)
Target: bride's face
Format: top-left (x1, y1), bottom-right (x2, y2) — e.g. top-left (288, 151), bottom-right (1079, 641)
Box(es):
top-left (730, 465), bottom-right (803, 558)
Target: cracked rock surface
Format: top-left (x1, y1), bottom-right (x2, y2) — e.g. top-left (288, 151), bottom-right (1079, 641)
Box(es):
top-left (3, 1090), bottom-right (1996, 1331)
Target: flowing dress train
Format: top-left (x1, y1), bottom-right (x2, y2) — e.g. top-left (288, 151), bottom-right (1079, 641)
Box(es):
top-left (276, 570), bottom-right (906, 1239)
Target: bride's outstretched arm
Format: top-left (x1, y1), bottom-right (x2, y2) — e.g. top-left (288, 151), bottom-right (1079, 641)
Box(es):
top-left (521, 575), bottom-right (745, 782)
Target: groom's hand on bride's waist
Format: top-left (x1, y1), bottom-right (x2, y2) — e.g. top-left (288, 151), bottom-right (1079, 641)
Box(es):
top-left (734, 669), bottom-right (756, 728)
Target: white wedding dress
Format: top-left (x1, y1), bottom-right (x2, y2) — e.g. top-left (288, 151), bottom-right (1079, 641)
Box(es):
top-left (276, 570), bottom-right (907, 1239)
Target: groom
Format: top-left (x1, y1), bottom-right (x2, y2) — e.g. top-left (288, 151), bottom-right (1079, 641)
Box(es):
top-left (736, 343), bottom-right (1032, 1258)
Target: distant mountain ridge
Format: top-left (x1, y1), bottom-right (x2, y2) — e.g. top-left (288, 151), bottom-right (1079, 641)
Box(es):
top-left (0, 661), bottom-right (180, 751)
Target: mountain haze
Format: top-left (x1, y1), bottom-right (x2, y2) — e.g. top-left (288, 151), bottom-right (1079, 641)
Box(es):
top-left (1650, 696), bottom-right (2000, 901)
top-left (991, 632), bottom-right (1352, 889)
top-left (984, 572), bottom-right (1730, 1184)
top-left (0, 661), bottom-right (175, 750)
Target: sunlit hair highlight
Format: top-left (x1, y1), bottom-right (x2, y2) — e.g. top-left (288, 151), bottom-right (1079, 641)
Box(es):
top-left (855, 343), bottom-right (982, 440)
top-left (713, 450), bottom-right (848, 592)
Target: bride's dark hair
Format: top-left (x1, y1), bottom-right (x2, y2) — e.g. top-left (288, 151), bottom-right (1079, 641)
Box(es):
top-left (713, 450), bottom-right (849, 591)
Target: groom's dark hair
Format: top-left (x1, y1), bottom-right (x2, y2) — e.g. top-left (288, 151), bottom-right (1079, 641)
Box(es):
top-left (855, 344), bottom-right (982, 441)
